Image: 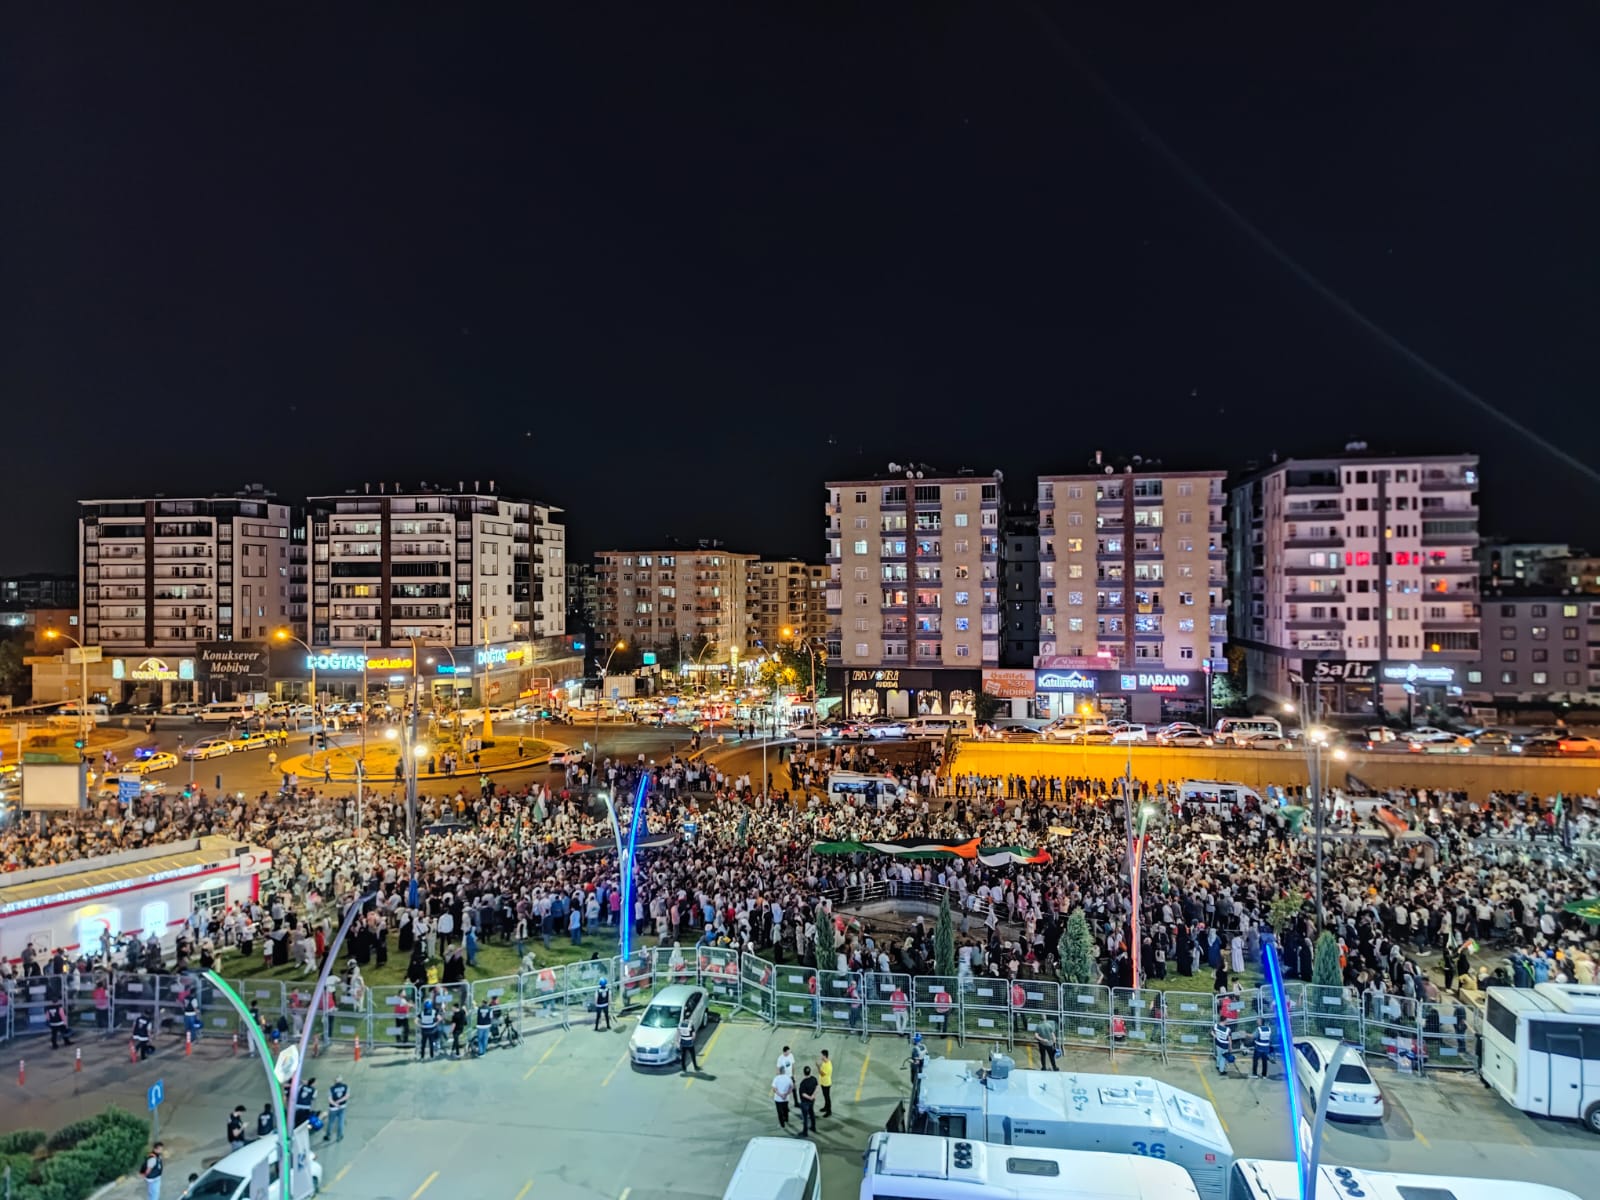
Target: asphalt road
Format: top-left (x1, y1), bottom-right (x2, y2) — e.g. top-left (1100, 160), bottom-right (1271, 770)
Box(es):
top-left (11, 1011), bottom-right (1598, 1200)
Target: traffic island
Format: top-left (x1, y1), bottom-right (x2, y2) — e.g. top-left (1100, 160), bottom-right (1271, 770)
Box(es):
top-left (274, 735), bottom-right (559, 784)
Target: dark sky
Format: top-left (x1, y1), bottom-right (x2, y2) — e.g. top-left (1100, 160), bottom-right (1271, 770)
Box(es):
top-left (4, 3), bottom-right (1597, 573)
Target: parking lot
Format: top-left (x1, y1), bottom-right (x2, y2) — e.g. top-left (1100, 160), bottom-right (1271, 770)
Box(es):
top-left (19, 1009), bottom-right (1596, 1200)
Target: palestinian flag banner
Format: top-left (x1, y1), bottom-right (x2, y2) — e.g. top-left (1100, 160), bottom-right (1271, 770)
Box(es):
top-left (811, 838), bottom-right (1048, 866)
top-left (564, 831), bottom-right (677, 857)
top-left (1373, 807), bottom-right (1409, 841)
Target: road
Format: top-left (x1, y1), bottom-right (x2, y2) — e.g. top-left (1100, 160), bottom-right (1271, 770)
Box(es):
top-left (11, 1010), bottom-right (1598, 1200)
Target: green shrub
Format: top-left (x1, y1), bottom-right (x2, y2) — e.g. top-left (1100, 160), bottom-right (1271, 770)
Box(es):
top-left (0, 1131), bottom-right (45, 1155)
top-left (11, 1108), bottom-right (150, 1200)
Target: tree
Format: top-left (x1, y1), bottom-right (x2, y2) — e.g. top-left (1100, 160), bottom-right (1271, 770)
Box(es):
top-left (1057, 909), bottom-right (1099, 985)
top-left (1311, 929), bottom-right (1355, 1038)
top-left (934, 894), bottom-right (956, 978)
top-left (1267, 894), bottom-right (1306, 941)
top-left (755, 644), bottom-right (817, 696)
top-left (813, 905), bottom-right (836, 972)
top-left (0, 637), bottom-right (27, 701)
top-left (974, 692), bottom-right (1006, 724)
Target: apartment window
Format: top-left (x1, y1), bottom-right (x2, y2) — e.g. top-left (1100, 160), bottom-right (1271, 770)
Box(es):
top-left (1067, 512), bottom-right (1084, 526)
top-left (1067, 591), bottom-right (1084, 606)
top-left (853, 517), bottom-right (867, 529)
top-left (1467, 670), bottom-right (1482, 684)
top-left (1501, 649), bottom-right (1516, 662)
top-left (853, 539), bottom-right (868, 555)
top-left (953, 539), bottom-right (969, 554)
top-left (1178, 591), bottom-right (1195, 606)
top-left (954, 617), bottom-right (970, 632)
top-left (854, 642), bottom-right (869, 657)
top-left (1067, 564), bottom-right (1084, 579)
top-left (855, 567), bottom-right (868, 580)
top-left (1067, 618), bottom-right (1084, 632)
top-left (1565, 627), bottom-right (1579, 640)
top-left (1179, 645), bottom-right (1195, 659)
top-left (854, 490), bottom-right (867, 503)
top-left (1499, 626), bottom-right (1516, 639)
top-left (1531, 605), bottom-right (1548, 618)
top-left (1178, 618), bottom-right (1195, 632)
top-left (955, 643), bottom-right (971, 657)
top-left (1066, 485), bottom-right (1083, 499)
top-left (1532, 671), bottom-right (1548, 686)
top-left (855, 592), bottom-right (868, 606)
top-left (1066, 538), bottom-right (1083, 552)
top-left (953, 487), bottom-right (968, 501)
top-left (1566, 649), bottom-right (1581, 663)
top-left (1177, 482), bottom-right (1193, 497)
top-left (1566, 671), bottom-right (1581, 685)
top-left (1532, 648), bottom-right (1549, 662)
top-left (1531, 625), bottom-right (1548, 640)
top-left (1564, 603), bottom-right (1579, 617)
top-left (1499, 604), bottom-right (1515, 617)
top-left (1177, 510), bottom-right (1192, 524)
top-left (954, 591), bottom-right (970, 605)
top-left (953, 513), bottom-right (969, 527)
top-left (1178, 538), bottom-right (1194, 552)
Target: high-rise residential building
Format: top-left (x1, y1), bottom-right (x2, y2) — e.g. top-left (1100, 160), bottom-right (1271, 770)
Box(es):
top-left (1033, 459), bottom-right (1226, 723)
top-left (745, 559), bottom-right (829, 654)
top-left (76, 486), bottom-right (299, 702)
top-left (824, 469), bottom-right (1002, 718)
top-left (1467, 592), bottom-right (1597, 704)
top-left (566, 562), bottom-right (599, 638)
top-left (1228, 449), bottom-right (1480, 712)
top-left (1480, 540), bottom-right (1571, 590)
top-left (304, 483), bottom-right (565, 703)
top-left (1000, 503), bottom-right (1039, 669)
top-left (0, 573), bottom-right (78, 610)
top-left (594, 545), bottom-right (754, 662)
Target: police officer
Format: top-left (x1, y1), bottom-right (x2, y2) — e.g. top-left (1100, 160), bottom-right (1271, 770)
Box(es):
top-left (1252, 1022), bottom-right (1273, 1078)
top-left (293, 1077), bottom-right (316, 1129)
top-left (475, 999), bottom-right (493, 1057)
top-left (138, 1141), bottom-right (164, 1200)
top-left (324, 1077), bottom-right (349, 1143)
top-left (46, 1000), bottom-right (73, 1048)
top-left (256, 1104), bottom-right (275, 1139)
top-left (678, 1018), bottom-right (700, 1073)
top-left (909, 1033), bottom-right (928, 1085)
top-left (1212, 1019), bottom-right (1233, 1076)
top-left (132, 1012), bottom-right (154, 1060)
top-left (418, 1001), bottom-right (439, 1060)
top-left (182, 991), bottom-right (201, 1042)
top-left (594, 977), bottom-right (611, 1031)
top-left (226, 1106), bottom-right (247, 1150)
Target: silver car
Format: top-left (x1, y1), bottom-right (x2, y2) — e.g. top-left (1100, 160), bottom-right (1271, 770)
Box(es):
top-left (628, 984), bottom-right (708, 1067)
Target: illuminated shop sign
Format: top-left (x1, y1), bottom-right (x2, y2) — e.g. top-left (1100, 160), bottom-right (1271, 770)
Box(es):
top-left (304, 653), bottom-right (414, 673)
top-left (475, 646), bottom-right (526, 667)
top-left (1107, 671), bottom-right (1196, 694)
top-left (1036, 670), bottom-right (1096, 692)
top-left (112, 657), bottom-right (195, 682)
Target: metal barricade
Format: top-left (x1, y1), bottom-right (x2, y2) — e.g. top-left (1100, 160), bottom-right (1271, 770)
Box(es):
top-left (960, 978), bottom-right (1015, 1046)
top-left (12, 980), bottom-right (52, 1039)
top-left (698, 946), bottom-right (742, 1011)
top-left (110, 972), bottom-right (163, 1037)
top-left (911, 975), bottom-right (960, 1042)
top-left (1010, 979), bottom-right (1061, 1064)
top-left (368, 984), bottom-right (422, 1051)
top-left (1060, 983), bottom-right (1113, 1050)
top-left (864, 971), bottom-right (914, 1039)
top-left (815, 969), bottom-right (867, 1039)
top-left (772, 964), bottom-right (821, 1031)
top-left (1366, 993), bottom-right (1423, 1071)
top-left (1111, 987), bottom-right (1163, 1057)
top-left (1164, 991), bottom-right (1217, 1058)
top-left (617, 949), bottom-right (657, 1010)
top-left (1305, 984), bottom-right (1362, 1047)
top-left (512, 969), bottom-right (568, 1034)
top-left (659, 947), bottom-right (699, 992)
top-left (739, 954), bottom-right (777, 1025)
top-left (562, 958), bottom-right (608, 1027)
top-left (1418, 999), bottom-right (1477, 1072)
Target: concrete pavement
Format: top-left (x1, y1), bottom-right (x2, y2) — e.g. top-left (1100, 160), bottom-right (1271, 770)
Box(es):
top-left (9, 1006), bottom-right (1599, 1200)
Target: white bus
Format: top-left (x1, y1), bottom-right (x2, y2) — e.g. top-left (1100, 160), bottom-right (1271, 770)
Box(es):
top-left (861, 1134), bottom-right (1198, 1200)
top-left (1226, 1158), bottom-right (1580, 1200)
top-left (827, 771), bottom-right (906, 808)
top-left (1213, 717), bottom-right (1282, 746)
top-left (1481, 982), bottom-right (1600, 1132)
top-left (906, 714), bottom-right (976, 739)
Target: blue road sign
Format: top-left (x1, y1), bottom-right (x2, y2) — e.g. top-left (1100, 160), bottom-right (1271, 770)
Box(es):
top-left (118, 777), bottom-right (142, 806)
top-left (610, 687), bottom-right (620, 700)
top-left (147, 1079), bottom-right (164, 1110)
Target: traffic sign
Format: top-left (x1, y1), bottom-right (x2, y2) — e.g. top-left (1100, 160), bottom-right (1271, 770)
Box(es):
top-left (610, 687), bottom-right (619, 700)
top-left (147, 1079), bottom-right (164, 1111)
top-left (118, 777), bottom-right (142, 807)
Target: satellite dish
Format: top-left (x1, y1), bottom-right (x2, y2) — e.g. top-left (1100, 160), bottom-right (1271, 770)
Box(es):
top-left (887, 462), bottom-right (903, 474)
top-left (274, 1045), bottom-right (300, 1086)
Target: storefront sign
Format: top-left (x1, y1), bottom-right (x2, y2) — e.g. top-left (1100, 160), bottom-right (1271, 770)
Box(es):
top-left (112, 657), bottom-right (195, 682)
top-left (1306, 661), bottom-right (1375, 684)
top-left (1382, 663), bottom-right (1456, 685)
top-left (846, 668), bottom-right (935, 690)
top-left (1036, 670), bottom-right (1097, 693)
top-left (982, 669), bottom-right (1036, 698)
top-left (305, 652), bottom-right (415, 672)
top-left (475, 646), bottom-right (526, 667)
top-left (197, 641), bottom-right (269, 683)
top-left (1034, 654), bottom-right (1114, 670)
top-left (1093, 670), bottom-right (1200, 695)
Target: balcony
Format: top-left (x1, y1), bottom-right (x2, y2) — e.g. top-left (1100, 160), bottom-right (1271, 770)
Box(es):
top-left (1286, 618), bottom-right (1344, 630)
top-left (1284, 533), bottom-right (1344, 549)
top-left (1284, 591), bottom-right (1344, 604)
top-left (1420, 474), bottom-right (1477, 491)
top-left (1282, 564), bottom-right (1341, 576)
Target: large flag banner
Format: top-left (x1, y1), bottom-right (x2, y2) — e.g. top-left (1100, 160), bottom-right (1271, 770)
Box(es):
top-left (565, 831), bottom-right (677, 856)
top-left (811, 838), bottom-right (1049, 865)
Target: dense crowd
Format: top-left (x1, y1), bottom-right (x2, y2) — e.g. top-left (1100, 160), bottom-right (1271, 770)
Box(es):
top-left (5, 740), bottom-right (1600, 1027)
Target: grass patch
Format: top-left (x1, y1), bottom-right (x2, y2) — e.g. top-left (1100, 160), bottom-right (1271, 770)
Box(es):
top-left (1145, 971), bottom-right (1261, 996)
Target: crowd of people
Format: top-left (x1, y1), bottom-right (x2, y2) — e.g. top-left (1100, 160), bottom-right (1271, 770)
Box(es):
top-left (5, 735), bottom-right (1600, 1042)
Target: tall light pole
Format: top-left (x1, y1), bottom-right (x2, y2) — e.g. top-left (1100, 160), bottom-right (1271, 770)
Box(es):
top-left (781, 626), bottom-right (824, 753)
top-left (593, 639), bottom-right (626, 776)
top-left (1288, 693), bottom-right (1328, 930)
top-left (43, 629), bottom-right (93, 739)
top-left (273, 629), bottom-right (317, 716)
top-left (693, 639), bottom-right (719, 699)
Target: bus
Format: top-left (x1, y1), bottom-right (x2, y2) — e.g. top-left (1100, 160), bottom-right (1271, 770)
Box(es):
top-left (1225, 1158), bottom-right (1580, 1200)
top-left (1213, 717), bottom-right (1282, 746)
top-left (1480, 982), bottom-right (1600, 1132)
top-left (861, 1134), bottom-right (1198, 1200)
top-left (827, 771), bottom-right (906, 808)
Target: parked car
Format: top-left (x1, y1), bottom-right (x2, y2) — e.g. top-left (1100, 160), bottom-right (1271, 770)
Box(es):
top-left (1109, 723), bottom-right (1149, 744)
top-left (788, 723), bottom-right (837, 740)
top-left (97, 775), bottom-right (168, 801)
top-left (177, 1137), bottom-right (322, 1200)
top-left (548, 748), bottom-right (587, 767)
top-left (1470, 728), bottom-right (1522, 752)
top-left (866, 718), bottom-right (907, 739)
top-left (1155, 722), bottom-right (1211, 746)
top-left (1292, 1037), bottom-right (1385, 1121)
top-left (1239, 730), bottom-right (1293, 750)
top-left (183, 737), bottom-right (235, 761)
top-left (1398, 725), bottom-right (1456, 744)
top-left (127, 751), bottom-right (179, 774)
top-left (160, 701), bottom-right (203, 716)
top-left (628, 984), bottom-right (709, 1067)
top-left (1521, 732), bottom-right (1564, 755)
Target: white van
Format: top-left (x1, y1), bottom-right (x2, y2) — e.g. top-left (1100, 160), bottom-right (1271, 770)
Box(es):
top-left (1214, 716), bottom-right (1283, 747)
top-left (827, 771), bottom-right (905, 808)
top-left (1179, 779), bottom-right (1268, 815)
top-left (177, 1134), bottom-right (322, 1200)
top-left (57, 701), bottom-right (111, 724)
top-left (721, 1136), bottom-right (821, 1200)
top-left (905, 715), bottom-right (975, 739)
top-left (197, 700), bottom-right (255, 724)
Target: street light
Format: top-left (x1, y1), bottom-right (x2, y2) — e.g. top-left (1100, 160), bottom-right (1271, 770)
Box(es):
top-left (273, 628), bottom-right (317, 713)
top-left (43, 629), bottom-right (91, 739)
top-left (781, 626), bottom-right (824, 753)
top-left (594, 640), bottom-right (626, 773)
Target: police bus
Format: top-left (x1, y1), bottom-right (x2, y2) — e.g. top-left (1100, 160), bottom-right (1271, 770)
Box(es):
top-left (1225, 1158), bottom-right (1579, 1200)
top-left (1480, 982), bottom-right (1600, 1132)
top-left (861, 1134), bottom-right (1198, 1200)
top-left (827, 771), bottom-right (905, 809)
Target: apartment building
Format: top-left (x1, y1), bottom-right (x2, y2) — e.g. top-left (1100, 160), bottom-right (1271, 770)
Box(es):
top-left (1, 573), bottom-right (78, 610)
top-left (305, 483), bottom-right (564, 701)
top-left (1480, 541), bottom-right (1570, 591)
top-left (594, 546), bottom-right (754, 661)
top-left (745, 559), bottom-right (829, 654)
top-left (1228, 449), bottom-right (1481, 712)
top-left (566, 562), bottom-right (599, 638)
top-left (1034, 460), bottom-right (1226, 722)
top-left (1000, 504), bottom-right (1040, 669)
top-left (77, 487), bottom-right (299, 701)
top-left (1467, 592), bottom-right (1600, 704)
top-left (824, 470), bottom-right (1003, 718)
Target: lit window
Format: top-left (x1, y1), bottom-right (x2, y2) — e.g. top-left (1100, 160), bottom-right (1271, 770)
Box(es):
top-left (954, 591), bottom-right (970, 605)
top-left (955, 617), bottom-right (970, 632)
top-left (853, 540), bottom-right (868, 555)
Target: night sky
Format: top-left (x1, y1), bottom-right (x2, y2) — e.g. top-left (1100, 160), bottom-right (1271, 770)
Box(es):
top-left (4, 4), bottom-right (1597, 573)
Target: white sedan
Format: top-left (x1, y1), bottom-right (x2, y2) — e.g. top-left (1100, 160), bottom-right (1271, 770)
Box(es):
top-left (547, 748), bottom-right (587, 767)
top-left (1293, 1037), bottom-right (1385, 1121)
top-left (628, 984), bottom-right (708, 1067)
top-left (128, 752), bottom-right (179, 774)
top-left (1399, 725), bottom-right (1456, 744)
top-left (788, 724), bottom-right (836, 740)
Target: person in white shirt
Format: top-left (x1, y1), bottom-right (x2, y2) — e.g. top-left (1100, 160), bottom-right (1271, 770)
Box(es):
top-left (771, 1069), bottom-right (795, 1130)
top-left (776, 1046), bottom-right (795, 1076)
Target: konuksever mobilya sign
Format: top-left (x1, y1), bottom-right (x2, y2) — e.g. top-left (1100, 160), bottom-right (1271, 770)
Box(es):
top-left (196, 640), bottom-right (270, 683)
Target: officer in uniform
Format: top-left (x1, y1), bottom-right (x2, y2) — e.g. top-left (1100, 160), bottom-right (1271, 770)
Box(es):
top-left (256, 1104), bottom-right (275, 1139)
top-left (1212, 1019), bottom-right (1233, 1076)
top-left (226, 1106), bottom-right (246, 1150)
top-left (47, 1001), bottom-right (74, 1048)
top-left (138, 1141), bottom-right (164, 1200)
top-left (475, 999), bottom-right (493, 1056)
top-left (594, 977), bottom-right (611, 1031)
top-left (1252, 1022), bottom-right (1274, 1078)
top-left (678, 1018), bottom-right (700, 1073)
top-left (324, 1077), bottom-right (349, 1143)
top-left (418, 1001), bottom-right (440, 1060)
top-left (132, 1012), bottom-right (154, 1060)
top-left (909, 1032), bottom-right (928, 1085)
top-left (293, 1077), bottom-right (316, 1129)
top-left (182, 992), bottom-right (201, 1042)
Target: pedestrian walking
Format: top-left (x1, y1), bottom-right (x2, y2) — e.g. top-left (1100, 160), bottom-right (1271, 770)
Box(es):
top-left (324, 1077), bottom-right (349, 1143)
top-left (450, 1004), bottom-right (467, 1057)
top-left (46, 1000), bottom-right (74, 1048)
top-left (475, 999), bottom-right (493, 1057)
top-left (818, 1049), bottom-right (834, 1116)
top-left (771, 1068), bottom-right (795, 1130)
top-left (131, 1012), bottom-right (154, 1060)
top-left (226, 1107), bottom-right (247, 1151)
top-left (796, 1066), bottom-right (819, 1136)
top-left (139, 1142), bottom-right (165, 1200)
top-left (1035, 1015), bottom-right (1058, 1071)
top-left (395, 995), bottom-right (412, 1047)
top-left (776, 1045), bottom-right (795, 1076)
top-left (1251, 1023), bottom-right (1273, 1078)
top-left (678, 1018), bottom-right (700, 1073)
top-left (594, 977), bottom-right (612, 1031)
